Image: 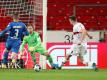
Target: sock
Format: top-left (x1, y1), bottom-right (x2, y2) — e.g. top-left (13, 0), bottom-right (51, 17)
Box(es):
top-left (82, 55), bottom-right (89, 65)
top-left (31, 53), bottom-right (36, 64)
top-left (17, 59), bottom-right (24, 68)
top-left (88, 61), bottom-right (94, 67)
top-left (2, 51), bottom-right (9, 64)
top-left (47, 55), bottom-right (53, 64)
top-left (62, 58), bottom-right (66, 63)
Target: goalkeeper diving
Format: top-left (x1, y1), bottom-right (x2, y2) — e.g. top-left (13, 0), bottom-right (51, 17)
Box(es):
top-left (18, 24), bottom-right (54, 69)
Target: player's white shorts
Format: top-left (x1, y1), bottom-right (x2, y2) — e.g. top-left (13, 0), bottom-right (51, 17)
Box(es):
top-left (68, 43), bottom-right (87, 56)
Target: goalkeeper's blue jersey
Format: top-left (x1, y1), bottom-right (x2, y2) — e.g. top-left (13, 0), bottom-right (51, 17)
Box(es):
top-left (0, 21), bottom-right (29, 40)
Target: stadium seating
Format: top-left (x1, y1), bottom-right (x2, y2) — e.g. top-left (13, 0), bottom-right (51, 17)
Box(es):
top-left (0, 0), bottom-right (42, 30)
top-left (49, 0), bottom-right (106, 4)
top-left (0, 0), bottom-right (107, 30)
top-left (47, 0), bottom-right (107, 30)
top-left (48, 0), bottom-right (77, 3)
top-left (0, 16), bottom-right (12, 30)
top-left (77, 0), bottom-right (107, 4)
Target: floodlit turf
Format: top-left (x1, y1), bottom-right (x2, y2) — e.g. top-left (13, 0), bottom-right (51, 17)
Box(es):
top-left (0, 69), bottom-right (107, 80)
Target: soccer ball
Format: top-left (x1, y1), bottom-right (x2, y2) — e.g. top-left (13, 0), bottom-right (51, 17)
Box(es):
top-left (34, 64), bottom-right (41, 72)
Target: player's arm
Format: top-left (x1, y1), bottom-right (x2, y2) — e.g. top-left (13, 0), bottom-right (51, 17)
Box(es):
top-left (20, 24), bottom-right (29, 52)
top-left (18, 36), bottom-right (28, 59)
top-left (79, 28), bottom-right (87, 44)
top-left (79, 23), bottom-right (91, 44)
top-left (23, 24), bottom-right (29, 36)
top-left (86, 31), bottom-right (93, 39)
top-left (78, 23), bottom-right (87, 44)
top-left (0, 23), bottom-right (11, 36)
top-left (20, 36), bottom-right (28, 52)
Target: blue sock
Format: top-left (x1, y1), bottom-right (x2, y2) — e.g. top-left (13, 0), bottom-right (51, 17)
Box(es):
top-left (2, 51), bottom-right (9, 64)
top-left (51, 63), bottom-right (59, 69)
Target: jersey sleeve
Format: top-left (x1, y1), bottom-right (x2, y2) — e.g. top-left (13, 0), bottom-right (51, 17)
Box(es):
top-left (19, 36), bottom-right (28, 51)
top-left (77, 23), bottom-right (85, 32)
top-left (0, 23), bottom-right (12, 36)
top-left (23, 24), bottom-right (29, 36)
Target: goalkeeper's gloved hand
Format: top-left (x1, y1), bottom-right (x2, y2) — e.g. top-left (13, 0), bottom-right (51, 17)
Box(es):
top-left (29, 47), bottom-right (35, 52)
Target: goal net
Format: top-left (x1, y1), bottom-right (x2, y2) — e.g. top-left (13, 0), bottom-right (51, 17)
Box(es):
top-left (0, 0), bottom-right (47, 69)
top-left (0, 0), bottom-right (43, 30)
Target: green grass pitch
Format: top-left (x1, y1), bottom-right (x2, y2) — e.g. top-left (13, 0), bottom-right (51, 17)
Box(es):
top-left (0, 69), bottom-right (107, 80)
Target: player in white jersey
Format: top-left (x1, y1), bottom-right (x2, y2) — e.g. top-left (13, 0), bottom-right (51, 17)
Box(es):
top-left (62, 15), bottom-right (93, 66)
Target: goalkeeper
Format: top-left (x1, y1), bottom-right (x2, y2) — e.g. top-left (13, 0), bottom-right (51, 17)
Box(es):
top-left (18, 24), bottom-right (53, 68)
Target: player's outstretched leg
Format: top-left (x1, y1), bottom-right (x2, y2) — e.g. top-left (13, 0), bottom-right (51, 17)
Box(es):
top-left (47, 55), bottom-right (53, 64)
top-left (2, 49), bottom-right (9, 68)
top-left (16, 59), bottom-right (24, 68)
top-left (78, 54), bottom-right (84, 64)
top-left (44, 53), bottom-right (55, 69)
top-left (30, 52), bottom-right (37, 66)
top-left (17, 52), bottom-right (24, 68)
top-left (61, 51), bottom-right (73, 68)
top-left (11, 52), bottom-right (18, 68)
top-left (47, 55), bottom-right (54, 69)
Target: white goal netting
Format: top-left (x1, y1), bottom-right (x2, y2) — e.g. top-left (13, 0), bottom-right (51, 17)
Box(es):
top-left (0, 0), bottom-right (47, 69)
top-left (0, 0), bottom-right (43, 30)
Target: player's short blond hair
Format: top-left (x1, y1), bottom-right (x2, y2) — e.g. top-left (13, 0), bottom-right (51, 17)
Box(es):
top-left (27, 24), bottom-right (35, 30)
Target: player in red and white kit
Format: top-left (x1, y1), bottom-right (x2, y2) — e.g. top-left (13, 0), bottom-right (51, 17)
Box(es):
top-left (62, 15), bottom-right (93, 66)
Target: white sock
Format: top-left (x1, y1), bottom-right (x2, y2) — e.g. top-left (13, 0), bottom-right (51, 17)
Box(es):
top-left (62, 58), bottom-right (66, 63)
top-left (83, 61), bottom-right (88, 65)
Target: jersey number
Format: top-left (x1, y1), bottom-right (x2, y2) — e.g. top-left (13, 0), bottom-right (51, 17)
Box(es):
top-left (64, 35), bottom-right (73, 43)
top-left (15, 29), bottom-right (19, 38)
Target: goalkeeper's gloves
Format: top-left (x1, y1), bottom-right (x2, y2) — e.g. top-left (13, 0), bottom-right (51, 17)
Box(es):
top-left (29, 47), bottom-right (35, 52)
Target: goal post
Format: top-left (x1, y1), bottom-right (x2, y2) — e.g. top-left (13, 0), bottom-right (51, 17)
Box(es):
top-left (41, 0), bottom-right (47, 69)
top-left (0, 0), bottom-right (47, 69)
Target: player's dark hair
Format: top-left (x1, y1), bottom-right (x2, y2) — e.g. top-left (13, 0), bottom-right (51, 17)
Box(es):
top-left (13, 13), bottom-right (19, 19)
top-left (69, 15), bottom-right (76, 21)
